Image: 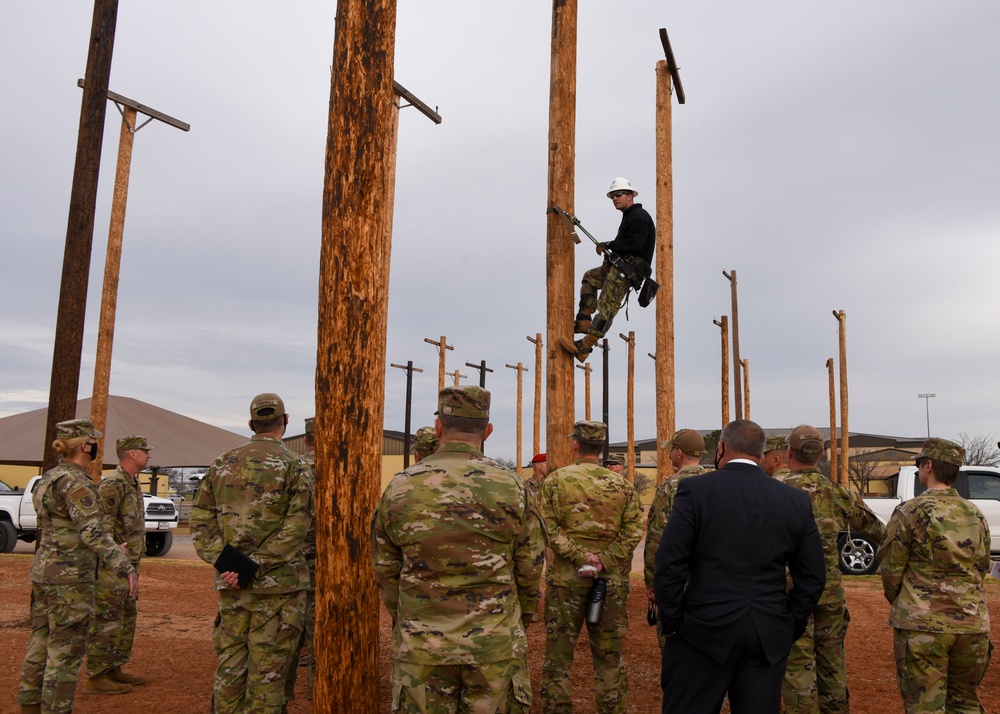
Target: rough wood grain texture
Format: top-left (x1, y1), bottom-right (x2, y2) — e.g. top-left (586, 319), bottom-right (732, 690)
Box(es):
top-left (827, 357), bottom-right (838, 479)
top-left (545, 0), bottom-right (577, 471)
top-left (89, 107), bottom-right (136, 480)
top-left (314, 1), bottom-right (397, 710)
top-left (654, 60), bottom-right (676, 477)
top-left (43, 0), bottom-right (119, 471)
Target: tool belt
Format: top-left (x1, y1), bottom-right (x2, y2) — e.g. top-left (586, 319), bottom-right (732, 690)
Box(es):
top-left (610, 253), bottom-right (658, 307)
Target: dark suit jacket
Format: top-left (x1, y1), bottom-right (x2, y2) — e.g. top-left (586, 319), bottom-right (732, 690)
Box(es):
top-left (653, 461), bottom-right (825, 665)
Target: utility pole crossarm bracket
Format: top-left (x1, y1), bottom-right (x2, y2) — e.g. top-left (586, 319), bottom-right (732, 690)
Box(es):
top-left (77, 79), bottom-right (190, 131)
top-left (392, 80), bottom-right (442, 124)
top-left (390, 363), bottom-right (424, 373)
top-left (658, 28), bottom-right (686, 105)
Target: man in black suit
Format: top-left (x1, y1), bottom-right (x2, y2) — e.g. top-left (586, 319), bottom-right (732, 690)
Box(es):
top-left (653, 420), bottom-right (826, 714)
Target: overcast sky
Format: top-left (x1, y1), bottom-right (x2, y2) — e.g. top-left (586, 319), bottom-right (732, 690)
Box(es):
top-left (2, 2), bottom-right (999, 464)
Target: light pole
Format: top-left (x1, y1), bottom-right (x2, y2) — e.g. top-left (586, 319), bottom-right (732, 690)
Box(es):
top-left (917, 393), bottom-right (936, 438)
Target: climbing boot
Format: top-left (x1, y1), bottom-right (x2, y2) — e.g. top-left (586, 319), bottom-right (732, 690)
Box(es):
top-left (111, 667), bottom-right (146, 686)
top-left (559, 335), bottom-right (597, 363)
top-left (574, 313), bottom-right (592, 334)
top-left (83, 674), bottom-right (132, 695)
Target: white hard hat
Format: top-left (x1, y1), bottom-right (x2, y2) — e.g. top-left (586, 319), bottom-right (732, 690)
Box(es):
top-left (607, 177), bottom-right (637, 198)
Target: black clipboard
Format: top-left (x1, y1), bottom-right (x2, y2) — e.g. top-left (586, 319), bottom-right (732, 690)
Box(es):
top-left (214, 544), bottom-right (259, 589)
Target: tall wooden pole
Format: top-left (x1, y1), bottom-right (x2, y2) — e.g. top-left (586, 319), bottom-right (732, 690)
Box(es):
top-left (506, 362), bottom-right (528, 475)
top-left (723, 270), bottom-right (742, 421)
top-left (42, 0), bottom-right (120, 472)
top-left (833, 310), bottom-right (849, 486)
top-left (314, 0), bottom-right (397, 709)
top-left (527, 333), bottom-right (543, 457)
top-left (713, 317), bottom-right (730, 428)
top-left (424, 336), bottom-right (453, 393)
top-left (827, 357), bottom-right (838, 479)
top-left (601, 339), bottom-right (610, 460)
top-left (545, 0), bottom-right (577, 471)
top-left (620, 332), bottom-right (635, 482)
top-left (654, 58), bottom-right (677, 484)
top-left (742, 358), bottom-right (750, 421)
top-left (448, 369), bottom-right (467, 386)
top-left (576, 363), bottom-right (592, 420)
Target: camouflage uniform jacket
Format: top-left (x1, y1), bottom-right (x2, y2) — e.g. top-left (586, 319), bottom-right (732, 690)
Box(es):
top-left (29, 460), bottom-right (133, 585)
top-left (301, 453), bottom-right (317, 589)
top-left (524, 475), bottom-right (543, 505)
top-left (371, 441), bottom-right (546, 665)
top-left (541, 459), bottom-right (644, 588)
top-left (782, 467), bottom-right (884, 605)
top-left (191, 434), bottom-right (313, 594)
top-left (643, 465), bottom-right (709, 589)
top-left (98, 466), bottom-right (146, 566)
top-left (771, 467), bottom-right (791, 480)
top-left (877, 487), bottom-right (991, 634)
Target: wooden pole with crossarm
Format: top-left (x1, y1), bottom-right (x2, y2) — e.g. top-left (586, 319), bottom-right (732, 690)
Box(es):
top-left (713, 317), bottom-right (730, 429)
top-left (424, 336), bottom-right (454, 393)
top-left (833, 310), bottom-right (850, 486)
top-left (827, 358), bottom-right (838, 479)
top-left (506, 362), bottom-right (528, 475)
top-left (620, 331), bottom-right (636, 482)
top-left (527, 333), bottom-right (543, 457)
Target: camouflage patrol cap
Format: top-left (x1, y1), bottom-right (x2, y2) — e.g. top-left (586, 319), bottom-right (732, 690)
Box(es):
top-left (764, 435), bottom-right (788, 453)
top-left (55, 419), bottom-right (102, 441)
top-left (304, 417), bottom-right (315, 435)
top-left (914, 437), bottom-right (965, 467)
top-left (116, 435), bottom-right (152, 452)
top-left (569, 420), bottom-right (607, 444)
top-left (437, 386), bottom-right (490, 419)
top-left (411, 426), bottom-right (439, 456)
top-left (603, 455), bottom-right (624, 466)
top-left (788, 425), bottom-right (824, 456)
top-left (250, 393), bottom-right (285, 419)
top-left (659, 428), bottom-right (706, 457)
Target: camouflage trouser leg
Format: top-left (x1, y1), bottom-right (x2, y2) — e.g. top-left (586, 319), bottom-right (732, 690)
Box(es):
top-left (893, 628), bottom-right (992, 714)
top-left (783, 613), bottom-right (818, 714)
top-left (17, 581), bottom-right (94, 713)
top-left (541, 584), bottom-right (629, 713)
top-left (391, 658), bottom-right (531, 713)
top-left (87, 566), bottom-right (138, 677)
top-left (813, 601), bottom-right (849, 713)
top-left (283, 587), bottom-right (315, 701)
top-left (581, 265), bottom-right (629, 340)
top-left (212, 589), bottom-right (305, 714)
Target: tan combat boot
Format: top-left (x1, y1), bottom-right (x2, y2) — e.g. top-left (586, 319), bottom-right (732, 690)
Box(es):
top-left (83, 674), bottom-right (132, 695)
top-left (111, 666), bottom-right (146, 686)
top-left (559, 334), bottom-right (599, 363)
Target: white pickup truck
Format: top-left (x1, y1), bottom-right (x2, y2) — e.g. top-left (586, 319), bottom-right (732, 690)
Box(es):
top-left (0, 475), bottom-right (179, 556)
top-left (838, 465), bottom-right (1000, 575)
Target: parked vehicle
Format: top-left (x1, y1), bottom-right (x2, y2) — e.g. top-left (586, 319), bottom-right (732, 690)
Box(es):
top-left (838, 465), bottom-right (1000, 575)
top-left (0, 475), bottom-right (179, 556)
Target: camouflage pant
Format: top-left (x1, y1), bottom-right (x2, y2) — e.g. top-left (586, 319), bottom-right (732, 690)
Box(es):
top-left (391, 658), bottom-right (531, 713)
top-left (283, 587), bottom-right (315, 701)
top-left (540, 584), bottom-right (629, 713)
top-left (17, 581), bottom-right (94, 713)
top-left (212, 589), bottom-right (306, 714)
top-left (783, 601), bottom-right (850, 713)
top-left (86, 565), bottom-right (138, 677)
top-left (580, 264), bottom-right (630, 339)
top-left (893, 628), bottom-right (992, 714)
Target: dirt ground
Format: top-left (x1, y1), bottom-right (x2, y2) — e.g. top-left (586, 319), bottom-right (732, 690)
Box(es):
top-left (1, 536), bottom-right (998, 713)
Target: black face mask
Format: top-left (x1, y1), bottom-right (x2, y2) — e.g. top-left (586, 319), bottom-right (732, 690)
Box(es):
top-left (714, 443), bottom-right (725, 470)
top-left (83, 442), bottom-right (98, 461)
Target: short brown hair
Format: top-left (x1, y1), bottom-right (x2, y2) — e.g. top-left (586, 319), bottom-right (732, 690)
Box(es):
top-left (790, 447), bottom-right (821, 466)
top-left (438, 413), bottom-right (489, 437)
top-left (930, 459), bottom-right (960, 486)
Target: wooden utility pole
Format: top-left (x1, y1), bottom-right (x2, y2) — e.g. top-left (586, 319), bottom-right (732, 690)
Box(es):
top-left (655, 28), bottom-right (685, 482)
top-left (620, 332), bottom-right (636, 482)
top-left (424, 336), bottom-right (453, 393)
top-left (576, 363), bottom-right (592, 420)
top-left (448, 369), bottom-right (467, 386)
top-left (390, 361), bottom-right (423, 469)
top-left (526, 333), bottom-right (543, 457)
top-left (833, 310), bottom-right (849, 486)
top-left (713, 317), bottom-right (730, 428)
top-left (506, 362), bottom-right (528, 475)
top-left (723, 270), bottom-right (742, 421)
top-left (314, 0), bottom-right (397, 709)
top-left (465, 360), bottom-right (494, 389)
top-left (601, 339), bottom-right (610, 459)
top-left (545, 0), bottom-right (577, 471)
top-left (87, 88), bottom-right (189, 479)
top-left (742, 358), bottom-right (750, 421)
top-left (42, 0), bottom-right (120, 472)
top-left (827, 357), bottom-right (838, 479)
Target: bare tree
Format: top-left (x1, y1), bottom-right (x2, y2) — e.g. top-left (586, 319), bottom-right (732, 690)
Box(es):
top-left (847, 449), bottom-right (880, 496)
top-left (957, 433), bottom-right (1000, 467)
top-left (494, 457), bottom-right (518, 471)
top-left (633, 471), bottom-right (655, 500)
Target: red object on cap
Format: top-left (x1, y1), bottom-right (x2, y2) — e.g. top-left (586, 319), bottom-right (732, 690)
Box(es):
top-left (531, 453), bottom-right (546, 463)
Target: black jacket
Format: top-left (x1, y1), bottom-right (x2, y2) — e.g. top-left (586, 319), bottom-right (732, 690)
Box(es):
top-left (606, 203), bottom-right (655, 265)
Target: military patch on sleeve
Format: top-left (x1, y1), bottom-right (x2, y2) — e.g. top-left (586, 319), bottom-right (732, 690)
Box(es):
top-left (69, 484), bottom-right (100, 515)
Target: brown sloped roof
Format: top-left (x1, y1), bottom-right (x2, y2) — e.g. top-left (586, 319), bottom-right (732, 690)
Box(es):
top-left (0, 395), bottom-right (247, 469)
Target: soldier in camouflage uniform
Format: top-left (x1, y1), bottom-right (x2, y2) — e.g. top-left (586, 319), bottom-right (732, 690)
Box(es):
top-left (85, 435), bottom-right (153, 694)
top-left (372, 386), bottom-right (545, 713)
top-left (762, 434), bottom-right (790, 479)
top-left (781, 424), bottom-right (885, 714)
top-left (17, 420), bottom-right (137, 714)
top-left (525, 452), bottom-right (548, 504)
top-left (540, 420), bottom-right (644, 713)
top-left (642, 428), bottom-right (709, 650)
top-left (602, 455), bottom-right (625, 474)
top-left (411, 425), bottom-right (438, 463)
top-left (878, 438), bottom-right (992, 714)
top-left (191, 393), bottom-right (313, 714)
